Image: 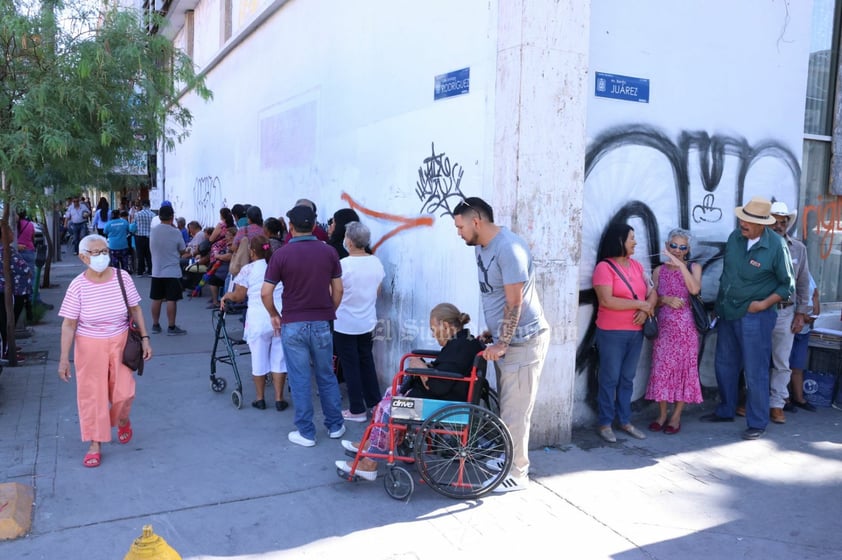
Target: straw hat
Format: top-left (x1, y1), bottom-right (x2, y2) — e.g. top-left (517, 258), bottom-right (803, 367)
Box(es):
top-left (734, 196), bottom-right (775, 225)
top-left (769, 201), bottom-right (797, 226)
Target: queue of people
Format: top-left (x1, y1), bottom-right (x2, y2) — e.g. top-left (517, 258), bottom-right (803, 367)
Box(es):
top-left (52, 190), bottom-right (821, 498)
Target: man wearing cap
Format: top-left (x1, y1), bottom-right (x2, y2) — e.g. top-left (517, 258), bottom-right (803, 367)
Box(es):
top-left (767, 201), bottom-right (812, 423)
top-left (261, 204), bottom-right (345, 447)
top-left (701, 196), bottom-right (794, 440)
top-left (283, 198), bottom-right (329, 242)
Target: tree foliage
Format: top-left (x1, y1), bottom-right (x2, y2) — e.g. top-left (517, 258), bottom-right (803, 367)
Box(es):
top-left (0, 0), bottom-right (211, 364)
top-left (0, 0), bottom-right (212, 197)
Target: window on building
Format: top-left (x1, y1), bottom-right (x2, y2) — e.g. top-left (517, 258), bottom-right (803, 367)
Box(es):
top-left (802, 0), bottom-right (842, 301)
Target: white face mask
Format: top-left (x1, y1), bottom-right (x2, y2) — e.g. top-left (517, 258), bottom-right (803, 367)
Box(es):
top-left (88, 254), bottom-right (110, 273)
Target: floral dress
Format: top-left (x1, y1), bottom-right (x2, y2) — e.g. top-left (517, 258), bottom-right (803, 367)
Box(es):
top-left (645, 265), bottom-right (703, 404)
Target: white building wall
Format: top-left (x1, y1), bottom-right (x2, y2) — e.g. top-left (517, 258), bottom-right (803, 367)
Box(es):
top-left (161, 0), bottom-right (815, 434)
top-left (576, 1), bottom-right (813, 425)
top-left (164, 0), bottom-right (503, 407)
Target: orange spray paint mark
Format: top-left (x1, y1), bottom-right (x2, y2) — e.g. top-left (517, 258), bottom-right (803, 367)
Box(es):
top-left (341, 192), bottom-right (435, 253)
top-left (803, 195), bottom-right (842, 259)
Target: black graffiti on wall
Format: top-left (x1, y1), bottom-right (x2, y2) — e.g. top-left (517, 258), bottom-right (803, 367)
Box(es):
top-left (576, 125), bottom-right (801, 408)
top-left (415, 142), bottom-right (465, 217)
top-left (194, 176), bottom-right (223, 228)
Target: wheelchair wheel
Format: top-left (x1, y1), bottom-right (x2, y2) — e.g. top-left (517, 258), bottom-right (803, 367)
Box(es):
top-left (211, 377), bottom-right (227, 392)
top-left (231, 390), bottom-right (243, 409)
top-left (415, 403), bottom-right (513, 499)
top-left (383, 466), bottom-right (414, 501)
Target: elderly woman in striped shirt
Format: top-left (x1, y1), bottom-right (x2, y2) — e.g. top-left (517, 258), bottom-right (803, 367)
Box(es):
top-left (58, 235), bottom-right (152, 468)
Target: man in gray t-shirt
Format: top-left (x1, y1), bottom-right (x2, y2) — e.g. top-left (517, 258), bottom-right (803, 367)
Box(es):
top-left (453, 197), bottom-right (550, 493)
top-left (149, 205), bottom-right (187, 335)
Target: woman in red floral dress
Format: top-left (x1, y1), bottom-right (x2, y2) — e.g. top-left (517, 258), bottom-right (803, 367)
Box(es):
top-left (645, 228), bottom-right (704, 435)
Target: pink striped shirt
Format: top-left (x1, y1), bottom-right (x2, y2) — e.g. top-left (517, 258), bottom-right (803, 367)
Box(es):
top-left (59, 269), bottom-right (141, 338)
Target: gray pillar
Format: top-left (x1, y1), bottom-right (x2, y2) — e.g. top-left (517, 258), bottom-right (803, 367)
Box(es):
top-left (494, 0), bottom-right (590, 445)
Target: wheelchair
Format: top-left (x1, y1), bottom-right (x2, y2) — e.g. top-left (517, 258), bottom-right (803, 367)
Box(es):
top-left (337, 350), bottom-right (513, 500)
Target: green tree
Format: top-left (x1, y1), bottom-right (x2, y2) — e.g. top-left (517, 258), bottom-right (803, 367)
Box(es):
top-left (0, 1), bottom-right (211, 364)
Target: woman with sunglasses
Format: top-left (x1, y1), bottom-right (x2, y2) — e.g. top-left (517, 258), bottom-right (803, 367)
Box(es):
top-left (645, 228), bottom-right (703, 435)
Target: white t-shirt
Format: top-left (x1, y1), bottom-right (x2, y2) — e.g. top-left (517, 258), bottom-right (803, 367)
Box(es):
top-left (234, 260), bottom-right (283, 340)
top-left (335, 254), bottom-right (385, 335)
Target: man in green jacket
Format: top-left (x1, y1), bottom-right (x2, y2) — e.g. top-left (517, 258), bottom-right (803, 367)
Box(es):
top-left (700, 196), bottom-right (794, 440)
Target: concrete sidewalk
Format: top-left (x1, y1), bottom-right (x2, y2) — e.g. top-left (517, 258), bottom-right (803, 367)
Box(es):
top-left (1, 258), bottom-right (841, 559)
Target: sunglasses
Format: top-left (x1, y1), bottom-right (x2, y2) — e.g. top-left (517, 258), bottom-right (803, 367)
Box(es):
top-left (669, 243), bottom-right (689, 251)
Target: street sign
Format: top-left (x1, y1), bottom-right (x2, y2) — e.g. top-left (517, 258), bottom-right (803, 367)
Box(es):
top-left (434, 67), bottom-right (470, 101)
top-left (595, 71), bottom-right (650, 103)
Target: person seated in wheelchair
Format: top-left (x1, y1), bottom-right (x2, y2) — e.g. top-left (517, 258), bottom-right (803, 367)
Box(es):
top-left (335, 302), bottom-right (485, 480)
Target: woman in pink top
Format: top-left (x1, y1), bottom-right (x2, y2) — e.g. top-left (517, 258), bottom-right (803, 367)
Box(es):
top-left (592, 223), bottom-right (657, 443)
top-left (58, 235), bottom-right (152, 468)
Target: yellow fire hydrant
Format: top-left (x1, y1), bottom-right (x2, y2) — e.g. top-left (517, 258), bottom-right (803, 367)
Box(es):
top-left (124, 525), bottom-right (182, 560)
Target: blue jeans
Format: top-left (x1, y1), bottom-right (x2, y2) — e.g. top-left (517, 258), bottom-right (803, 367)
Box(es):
top-left (714, 308), bottom-right (776, 430)
top-left (70, 222), bottom-right (87, 254)
top-left (333, 331), bottom-right (381, 414)
top-left (281, 321), bottom-right (344, 440)
top-left (596, 328), bottom-right (644, 427)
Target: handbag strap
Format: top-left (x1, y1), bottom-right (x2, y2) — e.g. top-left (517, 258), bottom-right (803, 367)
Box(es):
top-left (604, 259), bottom-right (640, 300)
top-left (114, 267), bottom-right (131, 319)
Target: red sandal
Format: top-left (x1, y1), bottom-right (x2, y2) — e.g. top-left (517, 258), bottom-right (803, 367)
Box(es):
top-left (118, 421), bottom-right (133, 444)
top-left (83, 452), bottom-right (101, 468)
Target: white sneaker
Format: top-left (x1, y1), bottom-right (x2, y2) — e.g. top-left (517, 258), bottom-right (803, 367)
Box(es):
top-left (342, 409), bottom-right (368, 423)
top-left (329, 424), bottom-right (346, 439)
top-left (485, 454), bottom-right (507, 473)
top-left (288, 430), bottom-right (316, 447)
top-left (492, 476), bottom-right (529, 493)
top-left (341, 439), bottom-right (359, 453)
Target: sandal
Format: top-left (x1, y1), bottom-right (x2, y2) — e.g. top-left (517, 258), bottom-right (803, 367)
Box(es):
top-left (118, 421), bottom-right (133, 444)
top-left (83, 452), bottom-right (101, 468)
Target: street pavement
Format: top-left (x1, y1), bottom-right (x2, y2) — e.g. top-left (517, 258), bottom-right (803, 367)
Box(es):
top-left (1, 257), bottom-right (841, 559)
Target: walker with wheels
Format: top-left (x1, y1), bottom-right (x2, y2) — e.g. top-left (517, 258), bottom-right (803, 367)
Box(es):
top-left (208, 307), bottom-right (250, 408)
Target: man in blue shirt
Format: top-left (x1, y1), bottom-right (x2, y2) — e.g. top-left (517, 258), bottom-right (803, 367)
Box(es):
top-left (104, 210), bottom-right (132, 272)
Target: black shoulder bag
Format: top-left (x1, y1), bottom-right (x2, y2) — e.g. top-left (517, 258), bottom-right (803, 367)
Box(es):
top-left (604, 259), bottom-right (658, 340)
top-left (687, 263), bottom-right (711, 334)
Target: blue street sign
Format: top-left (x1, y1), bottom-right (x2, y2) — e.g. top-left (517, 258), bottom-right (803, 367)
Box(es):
top-left (595, 72), bottom-right (650, 103)
top-left (435, 67), bottom-right (470, 101)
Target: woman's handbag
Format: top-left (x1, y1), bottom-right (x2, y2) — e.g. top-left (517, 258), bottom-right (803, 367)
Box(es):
top-left (687, 264), bottom-right (712, 334)
top-left (605, 259), bottom-right (658, 340)
top-left (229, 236), bottom-right (251, 277)
top-left (116, 267), bottom-right (145, 375)
top-left (643, 315), bottom-right (659, 340)
top-left (689, 294), bottom-right (711, 334)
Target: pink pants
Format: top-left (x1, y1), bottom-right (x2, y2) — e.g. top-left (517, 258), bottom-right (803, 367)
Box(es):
top-left (74, 332), bottom-right (136, 443)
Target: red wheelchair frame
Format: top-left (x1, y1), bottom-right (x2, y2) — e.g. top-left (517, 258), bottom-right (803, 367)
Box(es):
top-left (337, 350), bottom-right (513, 500)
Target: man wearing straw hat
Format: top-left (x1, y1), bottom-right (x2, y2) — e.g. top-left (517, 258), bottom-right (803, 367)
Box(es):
top-left (767, 201), bottom-right (813, 423)
top-left (700, 196), bottom-right (794, 440)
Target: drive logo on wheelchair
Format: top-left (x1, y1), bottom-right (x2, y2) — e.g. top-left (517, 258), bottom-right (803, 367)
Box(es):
top-left (391, 398), bottom-right (416, 409)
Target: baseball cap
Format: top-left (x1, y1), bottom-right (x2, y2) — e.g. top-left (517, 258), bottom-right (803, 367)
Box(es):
top-left (287, 205), bottom-right (315, 230)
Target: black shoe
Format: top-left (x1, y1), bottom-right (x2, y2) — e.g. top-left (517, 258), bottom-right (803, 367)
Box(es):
top-left (741, 428), bottom-right (765, 440)
top-left (699, 413), bottom-right (734, 423)
top-left (252, 399), bottom-right (266, 410)
top-left (794, 400), bottom-right (817, 412)
top-left (783, 402), bottom-right (798, 413)
top-left (275, 400), bottom-right (288, 411)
